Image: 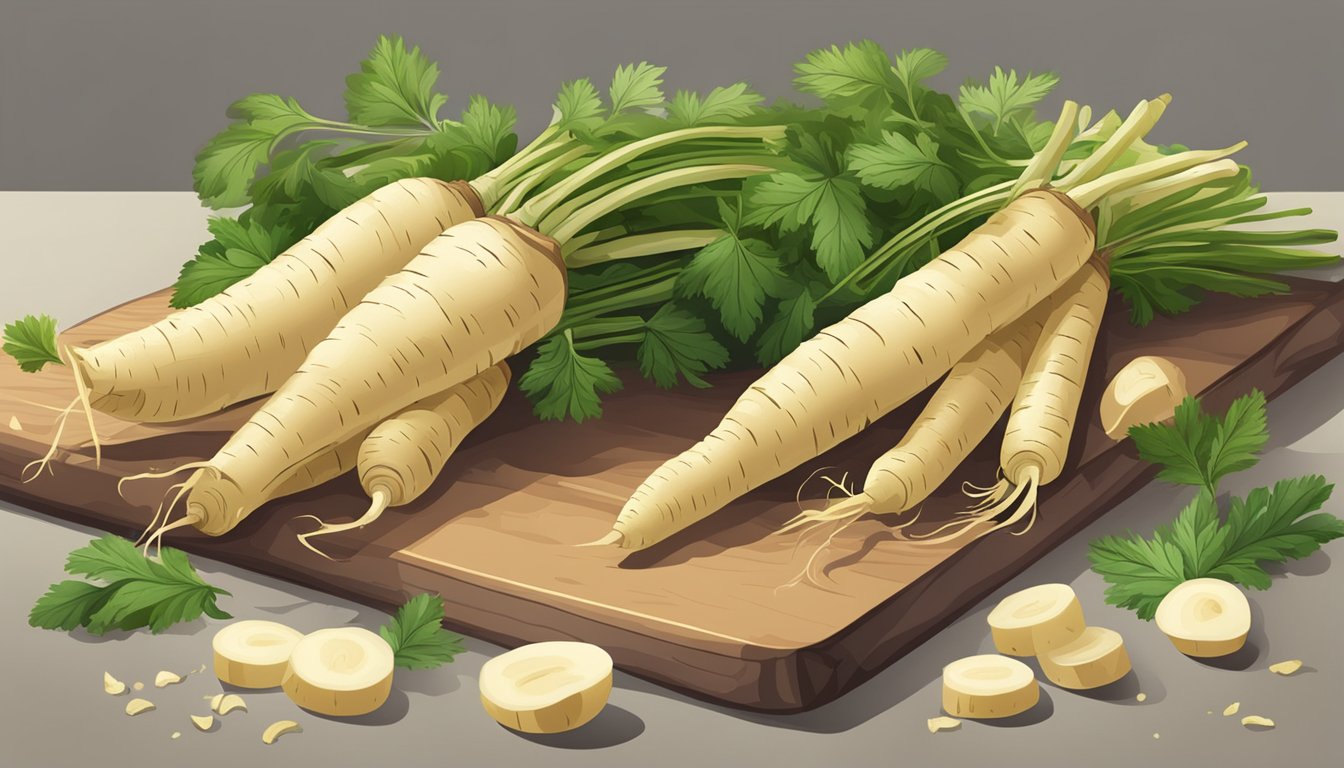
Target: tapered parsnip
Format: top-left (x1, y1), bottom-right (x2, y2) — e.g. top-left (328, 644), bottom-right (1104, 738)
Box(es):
top-left (296, 363), bottom-right (510, 554)
top-left (166, 217), bottom-right (564, 538)
top-left (949, 257), bottom-right (1111, 539)
top-left (70, 179), bottom-right (483, 423)
top-left (780, 299), bottom-right (1051, 536)
top-left (600, 189), bottom-right (1097, 550)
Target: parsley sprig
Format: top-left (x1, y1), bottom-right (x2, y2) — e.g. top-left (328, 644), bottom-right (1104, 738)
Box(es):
top-left (29, 535), bottom-right (231, 634)
top-left (379, 593), bottom-right (465, 669)
top-left (1089, 391), bottom-right (1344, 619)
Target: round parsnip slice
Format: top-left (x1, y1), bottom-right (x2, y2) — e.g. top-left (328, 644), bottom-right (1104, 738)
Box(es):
top-left (1155, 578), bottom-right (1250, 657)
top-left (942, 655), bottom-right (1039, 719)
top-left (1039, 626), bottom-right (1132, 689)
top-left (1100, 356), bottom-right (1188, 439)
top-left (987, 583), bottom-right (1086, 655)
top-left (479, 641), bottom-right (613, 734)
top-left (213, 620), bottom-right (305, 689)
top-left (282, 628), bottom-right (394, 717)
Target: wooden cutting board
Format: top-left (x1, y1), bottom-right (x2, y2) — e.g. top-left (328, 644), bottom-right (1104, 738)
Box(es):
top-left (2, 279), bottom-right (1342, 712)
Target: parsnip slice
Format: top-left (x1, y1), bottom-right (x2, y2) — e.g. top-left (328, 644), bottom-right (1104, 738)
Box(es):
top-left (213, 620), bottom-right (305, 689)
top-left (479, 641), bottom-right (613, 734)
top-left (281, 627), bottom-right (394, 717)
top-left (987, 583), bottom-right (1086, 655)
top-left (1039, 626), bottom-right (1132, 689)
top-left (103, 672), bottom-right (126, 695)
top-left (1155, 578), bottom-right (1250, 657)
top-left (1100, 356), bottom-right (1188, 439)
top-left (941, 654), bottom-right (1039, 719)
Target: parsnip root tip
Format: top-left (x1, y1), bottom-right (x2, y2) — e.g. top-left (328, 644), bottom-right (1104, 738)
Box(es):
top-left (580, 530), bottom-right (624, 548)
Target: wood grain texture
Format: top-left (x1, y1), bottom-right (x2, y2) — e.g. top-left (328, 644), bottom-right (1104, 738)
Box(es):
top-left (2, 279), bottom-right (1341, 711)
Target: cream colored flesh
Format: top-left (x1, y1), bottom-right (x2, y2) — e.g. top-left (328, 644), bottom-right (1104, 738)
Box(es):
top-left (1155, 578), bottom-right (1251, 657)
top-left (1039, 626), bottom-right (1132, 689)
top-left (941, 654), bottom-right (1039, 719)
top-left (987, 583), bottom-right (1087, 655)
top-left (281, 627), bottom-right (395, 717)
top-left (1100, 355), bottom-right (1188, 439)
top-left (479, 642), bottom-right (613, 734)
top-left (212, 620), bottom-right (305, 689)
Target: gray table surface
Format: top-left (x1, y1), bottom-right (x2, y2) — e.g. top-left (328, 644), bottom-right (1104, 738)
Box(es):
top-left (1, 192), bottom-right (1340, 768)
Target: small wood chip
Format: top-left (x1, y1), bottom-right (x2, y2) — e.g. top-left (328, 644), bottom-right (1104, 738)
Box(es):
top-left (9, 416), bottom-right (21, 431)
top-left (927, 716), bottom-right (961, 733)
top-left (1269, 659), bottom-right (1303, 676)
top-left (1136, 692), bottom-right (1147, 702)
top-left (1241, 715), bottom-right (1275, 729)
top-left (218, 694), bottom-right (247, 716)
top-left (154, 670), bottom-right (182, 688)
top-left (125, 698), bottom-right (155, 716)
top-left (1223, 702), bottom-right (1240, 716)
top-left (262, 720), bottom-right (301, 745)
top-left (191, 714), bottom-right (214, 732)
top-left (103, 672), bottom-right (126, 696)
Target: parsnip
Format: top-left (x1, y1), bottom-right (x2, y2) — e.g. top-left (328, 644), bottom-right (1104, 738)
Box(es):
top-left (479, 641), bottom-right (613, 734)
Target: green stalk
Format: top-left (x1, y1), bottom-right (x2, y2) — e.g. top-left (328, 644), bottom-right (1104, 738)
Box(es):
top-left (1011, 100), bottom-right (1079, 196)
top-left (568, 230), bottom-right (723, 268)
top-left (490, 145), bottom-right (591, 217)
top-left (1068, 145), bottom-right (1247, 209)
top-left (516, 125), bottom-right (785, 226)
top-left (543, 164), bottom-right (773, 244)
top-left (1055, 95), bottom-right (1169, 188)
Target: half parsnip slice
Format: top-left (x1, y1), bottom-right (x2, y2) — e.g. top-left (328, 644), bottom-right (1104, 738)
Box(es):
top-left (479, 641), bottom-right (613, 734)
top-left (1155, 578), bottom-right (1250, 657)
top-left (213, 620), bottom-right (305, 689)
top-left (1039, 626), bottom-right (1132, 689)
top-left (281, 628), bottom-right (394, 717)
top-left (941, 654), bottom-right (1039, 719)
top-left (987, 583), bottom-right (1086, 655)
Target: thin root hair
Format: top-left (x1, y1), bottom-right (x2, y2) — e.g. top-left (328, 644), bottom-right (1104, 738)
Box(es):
top-left (21, 396), bottom-right (79, 482)
top-left (293, 489), bottom-right (391, 561)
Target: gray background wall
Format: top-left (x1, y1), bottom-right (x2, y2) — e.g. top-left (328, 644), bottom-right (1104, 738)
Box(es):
top-left (1, 0), bottom-right (1340, 192)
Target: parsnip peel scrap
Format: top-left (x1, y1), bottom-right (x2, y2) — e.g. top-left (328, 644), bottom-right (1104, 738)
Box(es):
top-left (262, 720), bottom-right (301, 744)
top-left (191, 714), bottom-right (214, 732)
top-left (1269, 659), bottom-right (1303, 676)
top-left (155, 670), bottom-right (182, 688)
top-left (1223, 702), bottom-right (1240, 716)
top-left (1241, 715), bottom-right (1275, 729)
top-left (125, 698), bottom-right (155, 716)
top-left (927, 716), bottom-right (961, 733)
top-left (218, 694), bottom-right (247, 715)
top-left (103, 672), bottom-right (126, 695)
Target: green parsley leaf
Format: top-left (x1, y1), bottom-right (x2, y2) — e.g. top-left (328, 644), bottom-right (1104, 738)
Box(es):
top-left (379, 593), bottom-right (465, 670)
top-left (677, 199), bottom-right (787, 341)
top-left (554, 78), bottom-right (605, 134)
top-left (1210, 476), bottom-right (1341, 589)
top-left (794, 40), bottom-right (894, 105)
top-left (749, 171), bottom-right (874, 281)
top-left (667, 83), bottom-right (764, 127)
top-left (519, 330), bottom-right (623, 422)
top-left (638, 305), bottom-right (730, 388)
top-left (847, 131), bottom-right (958, 199)
top-left (170, 218), bottom-right (296, 308)
top-left (608, 62), bottom-right (666, 116)
top-left (959, 67), bottom-right (1060, 133)
top-left (460, 95), bottom-right (518, 162)
top-left (192, 94), bottom-right (320, 207)
top-left (892, 48), bottom-right (948, 94)
top-left (343, 35), bottom-right (447, 128)
top-left (30, 536), bottom-right (231, 635)
top-left (1128, 391), bottom-right (1266, 496)
top-left (756, 282), bottom-right (820, 366)
top-left (3, 314), bottom-right (63, 373)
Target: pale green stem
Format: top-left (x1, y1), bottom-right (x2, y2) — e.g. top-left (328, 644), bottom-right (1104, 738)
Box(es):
top-left (517, 125), bottom-right (785, 225)
top-left (544, 164), bottom-right (773, 244)
top-left (1068, 145), bottom-right (1247, 209)
top-left (567, 229), bottom-right (724, 268)
top-left (1101, 159), bottom-right (1241, 212)
top-left (490, 145), bottom-right (592, 217)
top-left (1056, 94), bottom-right (1169, 188)
top-left (1011, 100), bottom-right (1079, 196)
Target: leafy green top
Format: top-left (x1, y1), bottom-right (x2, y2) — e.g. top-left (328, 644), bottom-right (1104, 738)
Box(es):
top-left (29, 536), bottom-right (231, 635)
top-left (379, 593), bottom-right (465, 669)
top-left (2, 314), bottom-right (62, 373)
top-left (1088, 392), bottom-right (1343, 619)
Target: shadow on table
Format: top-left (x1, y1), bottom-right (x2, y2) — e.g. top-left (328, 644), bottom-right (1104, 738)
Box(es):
top-left (508, 705), bottom-right (645, 749)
